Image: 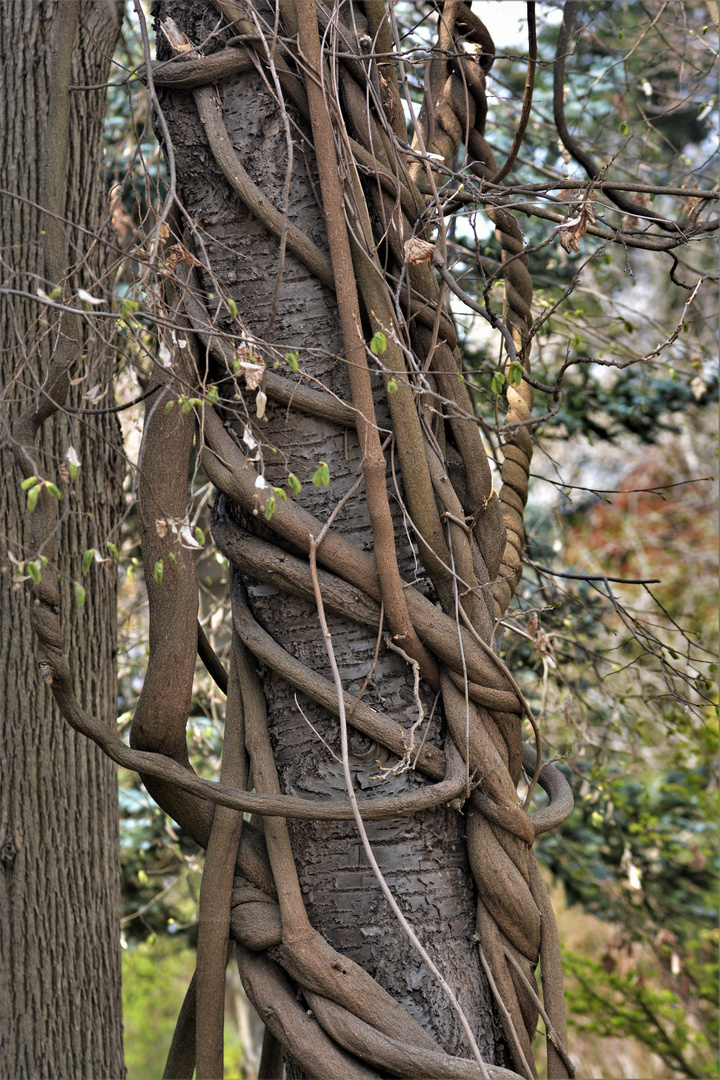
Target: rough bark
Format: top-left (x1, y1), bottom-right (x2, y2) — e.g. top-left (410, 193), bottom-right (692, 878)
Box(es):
top-left (0, 2), bottom-right (125, 1076)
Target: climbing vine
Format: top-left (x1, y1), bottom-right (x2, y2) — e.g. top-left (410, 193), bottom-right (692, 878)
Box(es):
top-left (8, 1), bottom-right (717, 1078)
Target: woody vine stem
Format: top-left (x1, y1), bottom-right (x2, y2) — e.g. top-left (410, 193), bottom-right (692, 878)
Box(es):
top-left (11, 1), bottom-right (717, 1078)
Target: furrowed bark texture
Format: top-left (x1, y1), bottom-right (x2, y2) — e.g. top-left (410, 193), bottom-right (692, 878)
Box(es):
top-left (0, 2), bottom-right (125, 1076)
top-left (153, 0), bottom-right (502, 1061)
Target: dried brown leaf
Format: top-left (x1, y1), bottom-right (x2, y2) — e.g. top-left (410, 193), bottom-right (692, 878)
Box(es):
top-left (404, 237), bottom-right (435, 265)
top-left (558, 195), bottom-right (597, 253)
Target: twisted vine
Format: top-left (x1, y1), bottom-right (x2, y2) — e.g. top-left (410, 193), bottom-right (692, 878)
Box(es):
top-left (14, 2), bottom-right (579, 1078)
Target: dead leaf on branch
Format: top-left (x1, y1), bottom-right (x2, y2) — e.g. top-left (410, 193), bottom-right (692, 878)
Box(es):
top-left (235, 346), bottom-right (265, 391)
top-left (404, 237), bottom-right (436, 264)
top-left (557, 195), bottom-right (597, 253)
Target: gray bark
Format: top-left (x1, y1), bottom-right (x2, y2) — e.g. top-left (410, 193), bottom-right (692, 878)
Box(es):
top-left (155, 0), bottom-right (506, 1068)
top-left (0, 2), bottom-right (125, 1076)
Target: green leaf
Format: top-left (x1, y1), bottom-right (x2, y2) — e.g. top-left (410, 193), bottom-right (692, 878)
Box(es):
top-left (49, 287), bottom-right (62, 301)
top-left (27, 561), bottom-right (42, 585)
top-left (45, 482), bottom-right (62, 500)
top-left (106, 542), bottom-right (119, 560)
top-left (387, 377), bottom-right (398, 394)
top-left (205, 385), bottom-right (219, 404)
top-left (491, 372), bottom-right (506, 395)
top-left (164, 400), bottom-right (175, 413)
top-left (181, 401), bottom-right (193, 414)
top-left (285, 352), bottom-right (299, 373)
top-left (273, 486), bottom-right (287, 501)
top-left (81, 549), bottom-right (94, 575)
top-left (74, 583), bottom-right (86, 606)
top-left (21, 475), bottom-right (38, 491)
top-left (153, 559), bottom-right (163, 583)
top-left (27, 484), bottom-right (41, 512)
top-left (288, 473), bottom-right (302, 495)
top-left (68, 462), bottom-right (78, 480)
top-left (194, 527), bottom-right (205, 546)
top-left (264, 495), bottom-right (276, 521)
top-left (370, 331), bottom-right (387, 355)
top-left (507, 362), bottom-right (524, 388)
top-left (619, 121), bottom-right (629, 135)
top-left (227, 298), bottom-right (238, 318)
top-left (166, 551), bottom-right (177, 566)
top-left (312, 461), bottom-right (330, 487)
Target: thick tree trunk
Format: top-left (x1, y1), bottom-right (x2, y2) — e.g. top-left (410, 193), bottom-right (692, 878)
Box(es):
top-left (0, 2), bottom-right (125, 1076)
top-left (155, 0), bottom-right (505, 1068)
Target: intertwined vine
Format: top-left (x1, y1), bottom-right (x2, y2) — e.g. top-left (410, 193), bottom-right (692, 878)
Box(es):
top-left (17, 1), bottom-right (583, 1077)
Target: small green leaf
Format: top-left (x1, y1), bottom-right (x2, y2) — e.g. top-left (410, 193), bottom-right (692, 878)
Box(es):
top-left (312, 461), bottom-right (330, 487)
top-left (205, 385), bottom-right (219, 404)
top-left (165, 400), bottom-right (175, 413)
top-left (68, 462), bottom-right (78, 480)
top-left (166, 551), bottom-right (177, 566)
top-left (21, 475), bottom-right (38, 491)
top-left (154, 559), bottom-right (164, 583)
top-left (194, 527), bottom-right (205, 546)
top-left (370, 331), bottom-right (387, 355)
top-left (74, 583), bottom-right (86, 606)
top-left (49, 287), bottom-right (62, 301)
top-left (82, 549), bottom-right (94, 575)
top-left (273, 486), bottom-right (287, 501)
top-left (181, 401), bottom-right (193, 414)
top-left (264, 495), bottom-right (276, 521)
top-left (285, 352), bottom-right (299, 373)
top-left (106, 542), bottom-right (119, 560)
top-left (387, 377), bottom-right (398, 394)
top-left (273, 360), bottom-right (280, 370)
top-left (491, 372), bottom-right (506, 395)
top-left (288, 473), bottom-right (302, 495)
top-left (619, 121), bottom-right (629, 135)
top-left (27, 484), bottom-right (41, 512)
top-left (45, 482), bottom-right (62, 500)
top-left (27, 561), bottom-right (42, 584)
top-left (507, 362), bottom-right (524, 387)
top-left (227, 297), bottom-right (238, 318)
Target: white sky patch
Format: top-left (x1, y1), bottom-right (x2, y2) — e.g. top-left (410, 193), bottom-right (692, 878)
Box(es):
top-left (479, 1), bottom-right (529, 50)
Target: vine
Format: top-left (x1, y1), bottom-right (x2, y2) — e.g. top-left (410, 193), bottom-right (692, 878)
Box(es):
top-left (9, 1), bottom-right (717, 1078)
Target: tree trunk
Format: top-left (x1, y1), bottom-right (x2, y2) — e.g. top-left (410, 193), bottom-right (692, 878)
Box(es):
top-left (154, 0), bottom-right (506, 1068)
top-left (0, 2), bottom-right (125, 1076)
